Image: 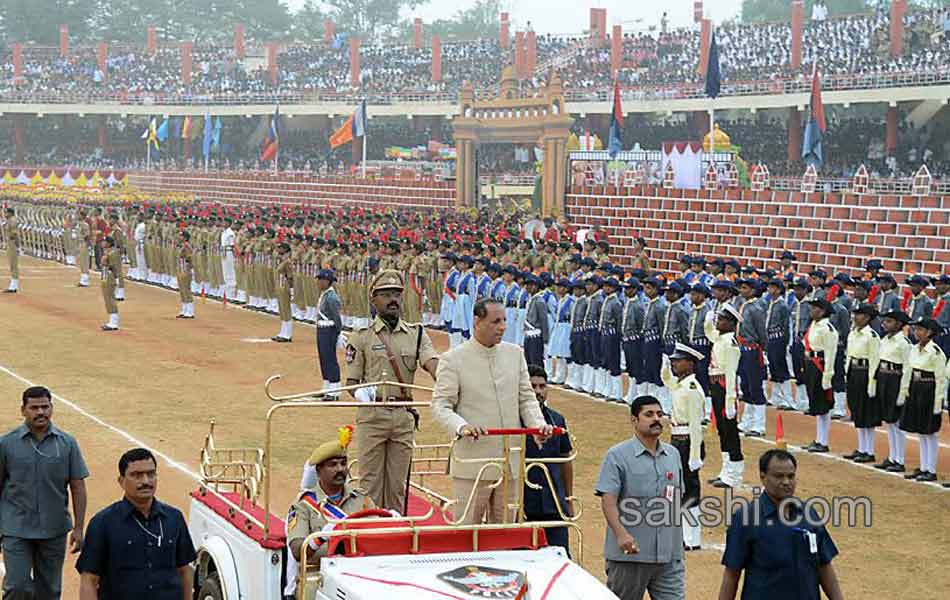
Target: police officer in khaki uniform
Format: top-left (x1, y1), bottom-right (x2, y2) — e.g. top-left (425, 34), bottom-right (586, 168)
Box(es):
top-left (4, 207), bottom-right (20, 293)
top-left (100, 236), bottom-right (121, 331)
top-left (344, 269), bottom-right (440, 512)
top-left (176, 230), bottom-right (196, 319)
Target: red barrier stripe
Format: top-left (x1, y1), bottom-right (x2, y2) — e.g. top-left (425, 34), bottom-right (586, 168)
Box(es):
top-left (340, 572), bottom-right (466, 599)
top-left (539, 561), bottom-right (571, 600)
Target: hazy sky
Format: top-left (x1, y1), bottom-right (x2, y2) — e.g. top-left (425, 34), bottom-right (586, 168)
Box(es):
top-left (284, 1), bottom-right (746, 35)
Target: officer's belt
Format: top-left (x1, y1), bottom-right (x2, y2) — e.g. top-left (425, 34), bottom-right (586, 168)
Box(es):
top-left (670, 425), bottom-right (691, 436)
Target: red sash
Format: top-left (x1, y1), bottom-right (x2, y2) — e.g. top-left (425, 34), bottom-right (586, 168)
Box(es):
top-left (802, 324), bottom-right (825, 373)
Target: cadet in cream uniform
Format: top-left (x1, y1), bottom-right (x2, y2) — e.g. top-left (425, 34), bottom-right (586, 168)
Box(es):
top-left (874, 310), bottom-right (913, 473)
top-left (660, 342), bottom-right (706, 551)
top-left (842, 304), bottom-right (880, 463)
top-left (705, 304), bottom-right (744, 489)
top-left (3, 208), bottom-right (19, 293)
top-left (899, 318), bottom-right (947, 482)
top-left (345, 270), bottom-right (439, 512)
top-left (802, 298), bottom-right (839, 454)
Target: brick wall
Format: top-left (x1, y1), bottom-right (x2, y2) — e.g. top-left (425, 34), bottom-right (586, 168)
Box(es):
top-left (128, 171), bottom-right (456, 210)
top-left (566, 184), bottom-right (950, 278)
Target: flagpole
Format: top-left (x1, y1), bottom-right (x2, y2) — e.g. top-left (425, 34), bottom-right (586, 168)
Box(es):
top-left (146, 141), bottom-right (151, 172)
top-left (361, 128), bottom-right (367, 178)
top-left (361, 98), bottom-right (367, 178)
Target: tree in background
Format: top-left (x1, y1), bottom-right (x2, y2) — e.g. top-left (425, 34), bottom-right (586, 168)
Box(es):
top-left (741, 0), bottom-right (870, 23)
top-left (429, 0), bottom-right (505, 41)
top-left (322, 0), bottom-right (425, 42)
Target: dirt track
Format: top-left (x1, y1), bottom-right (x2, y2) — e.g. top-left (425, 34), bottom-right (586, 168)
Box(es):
top-left (1, 256), bottom-right (948, 598)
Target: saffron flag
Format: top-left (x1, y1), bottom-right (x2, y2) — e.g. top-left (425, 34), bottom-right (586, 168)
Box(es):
top-left (181, 116), bottom-right (193, 139)
top-left (802, 60), bottom-right (827, 168)
top-left (261, 106), bottom-right (280, 162)
top-left (607, 80), bottom-right (623, 158)
top-left (329, 100), bottom-right (367, 149)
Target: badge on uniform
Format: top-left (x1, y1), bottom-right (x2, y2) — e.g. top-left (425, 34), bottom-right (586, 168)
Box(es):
top-left (345, 345), bottom-right (357, 363)
top-left (371, 344), bottom-right (386, 351)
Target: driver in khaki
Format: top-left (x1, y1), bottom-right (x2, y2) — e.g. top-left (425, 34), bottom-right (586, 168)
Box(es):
top-left (287, 427), bottom-right (375, 597)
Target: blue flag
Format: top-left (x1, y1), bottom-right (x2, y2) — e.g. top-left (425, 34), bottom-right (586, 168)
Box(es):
top-left (156, 119), bottom-right (169, 142)
top-left (202, 111), bottom-right (213, 158)
top-left (607, 81), bottom-right (623, 158)
top-left (212, 117), bottom-right (222, 151)
top-left (802, 62), bottom-right (827, 168)
top-left (705, 31), bottom-right (720, 99)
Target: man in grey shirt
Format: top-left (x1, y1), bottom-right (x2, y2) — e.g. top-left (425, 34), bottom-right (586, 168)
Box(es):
top-left (596, 395), bottom-right (685, 600)
top-left (0, 386), bottom-right (88, 599)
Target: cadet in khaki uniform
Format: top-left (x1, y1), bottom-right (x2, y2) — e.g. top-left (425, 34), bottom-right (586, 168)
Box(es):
top-left (77, 210), bottom-right (92, 287)
top-left (345, 270), bottom-right (440, 512)
top-left (287, 427), bottom-right (375, 597)
top-left (273, 242), bottom-right (294, 342)
top-left (176, 230), bottom-right (196, 319)
top-left (4, 208), bottom-right (20, 293)
top-left (100, 236), bottom-right (121, 331)
top-left (107, 213), bottom-right (126, 301)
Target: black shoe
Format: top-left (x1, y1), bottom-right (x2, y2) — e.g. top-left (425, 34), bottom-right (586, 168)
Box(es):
top-left (853, 454), bottom-right (875, 464)
top-left (941, 481), bottom-right (950, 488)
top-left (176, 314), bottom-right (186, 319)
top-left (916, 471), bottom-right (937, 482)
top-left (76, 283), bottom-right (89, 287)
top-left (885, 463), bottom-right (906, 473)
top-left (830, 414), bottom-right (843, 421)
top-left (712, 479), bottom-right (734, 489)
top-left (904, 468), bottom-right (923, 480)
top-left (684, 545), bottom-right (701, 552)
top-left (271, 336), bottom-right (292, 343)
top-left (101, 325), bottom-right (118, 331)
top-left (744, 431), bottom-right (764, 438)
top-left (701, 419), bottom-right (710, 426)
top-left (807, 443), bottom-right (829, 453)
top-left (3, 289), bottom-right (16, 293)
top-left (842, 449), bottom-right (863, 460)
top-left (116, 298), bottom-right (125, 302)
top-left (181, 315), bottom-right (195, 320)
top-left (873, 459), bottom-right (895, 470)
top-left (707, 476), bottom-right (722, 484)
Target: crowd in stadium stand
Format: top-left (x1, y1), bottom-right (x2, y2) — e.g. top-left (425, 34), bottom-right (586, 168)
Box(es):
top-left (3, 9), bottom-right (949, 100)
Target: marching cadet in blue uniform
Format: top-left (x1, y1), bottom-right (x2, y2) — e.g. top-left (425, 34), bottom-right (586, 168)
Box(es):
top-left (541, 273), bottom-right (558, 375)
top-left (803, 298), bottom-right (839, 454)
top-left (736, 279), bottom-right (768, 437)
top-left (582, 276), bottom-right (605, 395)
top-left (688, 257), bottom-right (716, 288)
top-left (823, 281), bottom-right (852, 420)
top-left (564, 281), bottom-right (589, 390)
top-left (931, 275), bottom-right (950, 356)
top-left (662, 281), bottom-right (689, 354)
top-left (549, 279), bottom-right (575, 385)
top-left (899, 318), bottom-right (946, 482)
top-left (709, 279), bottom-right (733, 315)
top-left (516, 273), bottom-right (532, 346)
top-left (440, 253), bottom-right (459, 340)
top-left (316, 269), bottom-right (343, 400)
top-left (502, 266), bottom-right (521, 344)
top-left (874, 310), bottom-right (912, 473)
top-left (621, 278), bottom-right (645, 404)
top-left (790, 278), bottom-right (813, 411)
top-left (842, 304), bottom-right (881, 463)
top-left (452, 256), bottom-right (476, 344)
top-left (522, 275), bottom-right (550, 368)
top-left (640, 277), bottom-right (668, 404)
top-left (599, 278), bottom-right (624, 402)
top-left (488, 264), bottom-right (506, 301)
top-left (905, 275), bottom-right (934, 334)
top-left (778, 250), bottom-right (797, 278)
top-left (872, 274), bottom-right (900, 321)
top-left (865, 258), bottom-right (884, 283)
top-left (765, 279), bottom-right (794, 410)
top-left (686, 284), bottom-right (713, 417)
top-left (474, 258), bottom-right (493, 302)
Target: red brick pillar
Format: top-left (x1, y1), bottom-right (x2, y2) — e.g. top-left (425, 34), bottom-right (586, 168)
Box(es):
top-left (886, 106), bottom-right (898, 153)
top-left (97, 42), bottom-right (108, 81)
top-left (791, 0), bottom-right (804, 70)
top-left (698, 19), bottom-right (711, 76)
top-left (234, 23), bottom-right (245, 58)
top-left (694, 1), bottom-right (704, 22)
top-left (97, 119), bottom-right (107, 149)
top-left (611, 24), bottom-right (622, 77)
top-left (526, 31), bottom-right (537, 74)
top-left (267, 43), bottom-right (278, 85)
top-left (431, 116), bottom-right (443, 142)
top-left (147, 25), bottom-right (156, 55)
top-left (432, 35), bottom-right (442, 82)
top-left (890, 0), bottom-right (907, 57)
top-left (59, 24), bottom-right (69, 58)
top-left (349, 37), bottom-right (361, 87)
top-left (413, 17), bottom-right (423, 48)
top-left (500, 12), bottom-right (510, 48)
top-left (514, 31), bottom-right (525, 78)
top-left (12, 43), bottom-right (22, 83)
top-left (181, 41), bottom-right (193, 86)
top-left (324, 20), bottom-right (335, 44)
top-left (787, 107), bottom-right (802, 162)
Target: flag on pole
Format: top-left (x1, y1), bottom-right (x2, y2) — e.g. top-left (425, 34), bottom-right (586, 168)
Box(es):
top-left (802, 60), bottom-right (827, 168)
top-left (156, 118), bottom-right (169, 142)
top-left (181, 116), bottom-right (193, 139)
top-left (212, 117), bottom-right (222, 152)
top-left (261, 106), bottom-right (280, 161)
top-left (607, 80), bottom-right (623, 158)
top-left (141, 118), bottom-right (159, 150)
top-left (705, 30), bottom-right (720, 99)
top-left (329, 100), bottom-right (367, 149)
top-left (202, 111), bottom-right (213, 158)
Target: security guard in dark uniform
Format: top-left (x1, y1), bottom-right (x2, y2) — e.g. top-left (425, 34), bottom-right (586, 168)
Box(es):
top-left (344, 270), bottom-right (440, 512)
top-left (316, 269), bottom-right (343, 399)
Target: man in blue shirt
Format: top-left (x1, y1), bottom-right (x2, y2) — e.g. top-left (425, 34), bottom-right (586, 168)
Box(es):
top-left (718, 449), bottom-right (844, 600)
top-left (77, 448), bottom-right (196, 600)
top-left (523, 365), bottom-right (574, 556)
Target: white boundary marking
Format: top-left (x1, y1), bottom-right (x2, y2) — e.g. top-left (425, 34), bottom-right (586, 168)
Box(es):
top-left (0, 364), bottom-right (201, 482)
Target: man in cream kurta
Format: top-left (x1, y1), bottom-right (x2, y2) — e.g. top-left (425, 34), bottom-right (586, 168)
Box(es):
top-left (431, 298), bottom-right (551, 525)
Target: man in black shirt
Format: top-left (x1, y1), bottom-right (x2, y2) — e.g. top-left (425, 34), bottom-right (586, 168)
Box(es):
top-left (77, 448), bottom-right (196, 600)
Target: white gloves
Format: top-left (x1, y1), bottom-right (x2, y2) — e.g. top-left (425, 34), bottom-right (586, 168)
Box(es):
top-left (337, 332), bottom-right (348, 349)
top-left (688, 458), bottom-right (703, 472)
top-left (354, 386), bottom-right (377, 403)
top-left (725, 402), bottom-right (737, 420)
top-left (896, 392), bottom-right (906, 407)
top-left (308, 521), bottom-right (338, 549)
top-left (934, 400), bottom-right (944, 416)
top-left (868, 384), bottom-right (877, 398)
top-left (821, 376), bottom-right (833, 391)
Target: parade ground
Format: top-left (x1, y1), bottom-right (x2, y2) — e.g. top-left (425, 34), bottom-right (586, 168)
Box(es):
top-left (2, 256), bottom-right (949, 599)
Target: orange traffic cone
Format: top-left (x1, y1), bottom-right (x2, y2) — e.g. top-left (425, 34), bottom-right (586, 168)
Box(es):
top-left (775, 412), bottom-right (787, 450)
top-left (222, 290), bottom-right (228, 309)
top-left (201, 287), bottom-right (206, 304)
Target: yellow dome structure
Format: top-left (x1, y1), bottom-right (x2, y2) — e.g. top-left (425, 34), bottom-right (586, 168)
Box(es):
top-left (703, 123), bottom-right (732, 152)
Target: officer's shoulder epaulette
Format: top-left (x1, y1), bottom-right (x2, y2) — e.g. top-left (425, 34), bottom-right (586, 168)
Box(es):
top-left (869, 328), bottom-right (880, 338)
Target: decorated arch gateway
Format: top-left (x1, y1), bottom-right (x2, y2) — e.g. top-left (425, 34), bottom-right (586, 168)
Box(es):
top-left (453, 67), bottom-right (573, 216)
